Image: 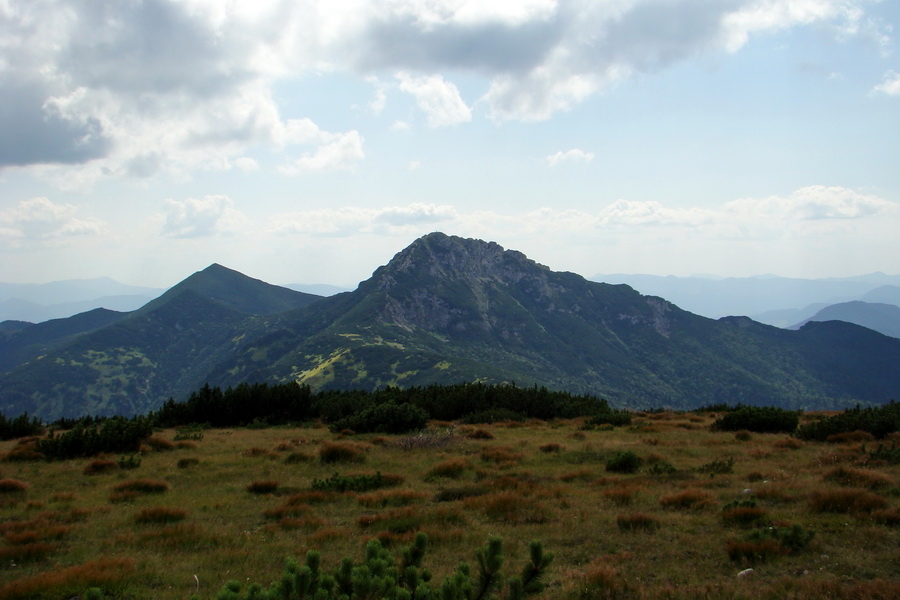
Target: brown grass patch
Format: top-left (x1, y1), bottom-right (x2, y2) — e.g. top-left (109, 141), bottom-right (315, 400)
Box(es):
top-left (0, 542), bottom-right (57, 563)
top-left (177, 457), bottom-right (200, 468)
top-left (242, 446), bottom-right (277, 459)
top-left (826, 430), bottom-right (875, 444)
top-left (284, 491), bottom-right (338, 505)
top-left (462, 490), bottom-right (551, 524)
top-left (823, 466), bottom-right (893, 489)
top-left (570, 559), bottom-right (634, 599)
top-left (479, 446), bottom-right (523, 466)
top-left (0, 557), bottom-right (134, 600)
top-left (427, 457), bottom-right (470, 479)
top-left (0, 478), bottom-right (29, 493)
top-left (144, 435), bottom-right (175, 451)
top-left (559, 468), bottom-right (595, 482)
top-left (659, 488), bottom-right (715, 510)
top-left (263, 503), bottom-right (313, 521)
top-left (274, 516), bottom-right (325, 531)
top-left (357, 489), bottom-right (428, 508)
top-left (134, 506), bottom-right (187, 524)
top-left (871, 507), bottom-right (900, 526)
top-left (539, 442), bottom-right (563, 453)
top-left (83, 459), bottom-right (118, 475)
top-left (602, 485), bottom-right (639, 506)
top-left (725, 538), bottom-right (785, 564)
top-left (752, 483), bottom-right (797, 503)
top-left (807, 488), bottom-right (889, 513)
top-left (616, 512), bottom-right (660, 532)
top-left (284, 451), bottom-right (313, 464)
top-left (773, 438), bottom-right (803, 450)
top-left (465, 428), bottom-right (494, 440)
top-left (246, 480), bottom-right (279, 494)
top-left (318, 441), bottom-right (368, 464)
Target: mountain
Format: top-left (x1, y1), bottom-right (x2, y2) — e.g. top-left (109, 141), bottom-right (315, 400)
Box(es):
top-left (861, 285), bottom-right (900, 306)
top-left (283, 283), bottom-right (351, 296)
top-left (591, 273), bottom-right (898, 319)
top-left (0, 277), bottom-right (163, 323)
top-left (791, 301), bottom-right (900, 339)
top-left (2, 234), bottom-right (899, 420)
top-left (0, 265), bottom-right (322, 419)
top-left (210, 233), bottom-right (900, 410)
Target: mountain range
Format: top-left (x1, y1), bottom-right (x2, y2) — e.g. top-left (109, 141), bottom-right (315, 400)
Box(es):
top-left (2, 233), bottom-right (899, 421)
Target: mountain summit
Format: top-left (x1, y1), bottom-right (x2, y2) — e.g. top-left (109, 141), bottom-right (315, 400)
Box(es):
top-left (3, 233), bottom-right (900, 419)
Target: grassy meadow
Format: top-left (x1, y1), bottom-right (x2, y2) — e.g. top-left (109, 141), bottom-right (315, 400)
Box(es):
top-left (0, 412), bottom-right (898, 599)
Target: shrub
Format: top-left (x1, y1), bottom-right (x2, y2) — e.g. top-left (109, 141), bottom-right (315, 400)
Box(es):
top-left (734, 430), bottom-right (753, 441)
top-left (697, 457), bottom-right (735, 475)
top-left (728, 523), bottom-right (815, 563)
top-left (722, 499), bottom-right (768, 528)
top-left (605, 451), bottom-right (642, 474)
top-left (862, 442), bottom-right (900, 465)
top-left (0, 478), bottom-right (29, 493)
top-left (394, 428), bottom-right (455, 450)
top-left (797, 401), bottom-right (900, 441)
top-left (0, 411), bottom-right (44, 441)
top-left (246, 480), bottom-right (279, 494)
top-left (134, 507), bottom-right (187, 524)
top-left (83, 459), bottom-right (118, 476)
top-left (827, 430), bottom-right (875, 444)
top-left (144, 435), bottom-right (175, 451)
top-left (659, 488), bottom-right (715, 510)
top-left (284, 451), bottom-right (313, 464)
top-left (117, 454), bottom-right (141, 470)
top-left (773, 438), bottom-right (803, 450)
top-left (725, 538), bottom-right (784, 564)
top-left (357, 489), bottom-right (428, 508)
top-left (808, 488), bottom-right (888, 513)
top-left (318, 441), bottom-right (367, 464)
top-left (330, 401), bottom-right (429, 434)
top-left (37, 417), bottom-right (153, 460)
top-left (539, 443), bottom-right (563, 453)
top-left (433, 485), bottom-right (489, 503)
top-left (616, 512), bottom-right (660, 532)
top-left (712, 406), bottom-right (799, 434)
top-left (177, 457), bottom-right (199, 469)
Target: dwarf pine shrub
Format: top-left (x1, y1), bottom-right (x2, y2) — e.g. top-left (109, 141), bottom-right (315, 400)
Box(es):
top-left (712, 406), bottom-right (799, 434)
top-left (605, 451), bottom-right (642, 474)
top-left (215, 533), bottom-right (552, 600)
top-left (311, 472), bottom-right (401, 493)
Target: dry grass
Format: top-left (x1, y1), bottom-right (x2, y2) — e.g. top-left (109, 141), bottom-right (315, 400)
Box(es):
top-left (318, 440), bottom-right (368, 464)
top-left (246, 480), bottom-right (279, 494)
top-left (133, 506), bottom-right (187, 524)
top-left (0, 558), bottom-right (134, 600)
top-left (807, 488), bottom-right (889, 513)
top-left (0, 414), bottom-right (895, 600)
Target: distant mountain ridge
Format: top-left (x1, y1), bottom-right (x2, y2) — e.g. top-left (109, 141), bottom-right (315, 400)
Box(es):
top-left (791, 301), bottom-right (900, 339)
top-left (1, 234), bottom-right (899, 420)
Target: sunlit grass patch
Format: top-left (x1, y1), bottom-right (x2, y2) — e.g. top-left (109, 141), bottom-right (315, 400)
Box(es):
top-left (318, 440), bottom-right (368, 464)
top-left (426, 457), bottom-right (470, 479)
top-left (659, 488), bottom-right (715, 511)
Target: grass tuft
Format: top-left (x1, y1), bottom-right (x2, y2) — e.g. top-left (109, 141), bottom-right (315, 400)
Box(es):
top-left (659, 488), bottom-right (715, 511)
top-left (807, 488), bottom-right (889, 513)
top-left (616, 512), bottom-right (660, 532)
top-left (246, 480), bottom-right (279, 494)
top-left (0, 478), bottom-right (29, 493)
top-left (134, 506), bottom-right (187, 524)
top-left (318, 441), bottom-right (368, 464)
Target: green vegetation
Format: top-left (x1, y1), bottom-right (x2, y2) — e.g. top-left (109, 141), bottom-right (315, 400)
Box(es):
top-left (796, 401), bottom-right (900, 441)
top-left (712, 405), bottom-right (800, 434)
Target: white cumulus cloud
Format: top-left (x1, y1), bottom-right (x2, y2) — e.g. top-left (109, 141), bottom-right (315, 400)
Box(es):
top-left (546, 148), bottom-right (594, 167)
top-left (396, 72), bottom-right (472, 127)
top-left (0, 197), bottom-right (106, 243)
top-left (161, 195), bottom-right (248, 238)
top-left (872, 70), bottom-right (900, 97)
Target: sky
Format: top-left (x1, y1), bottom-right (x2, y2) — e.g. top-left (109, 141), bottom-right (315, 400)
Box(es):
top-left (1, 0), bottom-right (899, 289)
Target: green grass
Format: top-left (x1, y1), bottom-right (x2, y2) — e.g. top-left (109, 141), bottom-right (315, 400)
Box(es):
top-left (0, 412), bottom-right (897, 599)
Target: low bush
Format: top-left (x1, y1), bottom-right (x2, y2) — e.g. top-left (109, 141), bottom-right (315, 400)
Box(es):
top-left (37, 417), bottom-right (152, 460)
top-left (602, 485), bottom-right (639, 506)
top-left (722, 498), bottom-right (768, 528)
top-left (712, 406), bottom-right (799, 434)
top-left (329, 401), bottom-right (429, 434)
top-left (144, 435), bottom-right (175, 451)
top-left (284, 451), bottom-right (313, 464)
top-left (697, 456), bottom-right (735, 475)
top-left (0, 411), bottom-right (44, 441)
top-left (246, 480), bottom-right (279, 495)
top-left (357, 489), bottom-right (428, 508)
top-left (539, 443), bottom-right (563, 453)
top-left (134, 507), bottom-right (187, 524)
top-left (177, 457), bottom-right (199, 469)
top-left (797, 401), bottom-right (900, 441)
top-left (215, 533), bottom-right (553, 600)
top-left (605, 450), bottom-right (642, 474)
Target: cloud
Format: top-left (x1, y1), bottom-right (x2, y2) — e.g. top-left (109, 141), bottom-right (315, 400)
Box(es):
top-left (161, 195), bottom-right (247, 238)
top-left (279, 130), bottom-right (365, 175)
top-left (0, 197), bottom-right (106, 243)
top-left (546, 148), bottom-right (594, 167)
top-left (396, 72), bottom-right (472, 127)
top-left (872, 70), bottom-right (900, 96)
top-left (0, 0), bottom-right (889, 179)
top-left (270, 202), bottom-right (458, 236)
